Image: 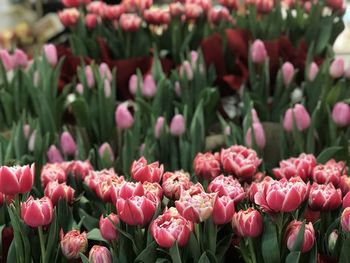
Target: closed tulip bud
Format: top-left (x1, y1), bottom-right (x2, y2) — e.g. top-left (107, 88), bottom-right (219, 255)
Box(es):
top-left (208, 175), bottom-right (245, 204)
top-left (43, 44), bottom-right (58, 66)
top-left (193, 152), bottom-right (221, 180)
top-left (104, 79), bottom-right (111, 98)
top-left (0, 165), bottom-right (34, 195)
top-left (283, 104), bottom-right (311, 132)
top-left (329, 58), bottom-right (344, 78)
top-left (131, 157), bottom-right (164, 183)
top-left (47, 145), bottom-right (64, 163)
top-left (116, 195), bottom-right (158, 225)
top-left (13, 49), bottom-right (28, 68)
top-left (170, 114), bottom-right (186, 136)
top-left (98, 143), bottom-right (114, 162)
top-left (89, 245), bottom-right (112, 263)
top-left (41, 163), bottom-right (67, 187)
top-left (28, 131), bottom-right (36, 152)
top-left (282, 62), bottom-right (295, 86)
top-left (119, 13), bottom-right (142, 32)
top-left (308, 62), bottom-right (318, 81)
top-left (85, 14), bottom-right (98, 29)
top-left (23, 124), bottom-right (31, 139)
top-left (180, 61), bottom-right (193, 80)
top-left (21, 196), bottom-right (53, 227)
top-left (99, 63), bottom-right (112, 81)
top-left (85, 65), bottom-right (95, 88)
top-left (232, 208), bottom-right (263, 237)
top-left (174, 81), bottom-right (181, 97)
top-left (60, 230), bottom-right (88, 259)
top-left (58, 8), bottom-right (80, 27)
top-left (285, 220), bottom-right (315, 253)
top-left (212, 195), bottom-right (235, 225)
top-left (142, 74), bottom-right (157, 98)
top-left (251, 39), bottom-right (267, 64)
top-left (99, 213), bottom-right (119, 241)
top-left (44, 181), bottom-right (75, 205)
top-left (341, 207), bottom-right (350, 232)
top-left (332, 102), bottom-right (350, 127)
top-left (151, 210), bottom-right (193, 248)
top-left (328, 230), bottom-right (338, 253)
top-left (0, 49), bottom-right (14, 71)
top-left (129, 74), bottom-right (138, 95)
top-left (291, 88), bottom-right (303, 103)
top-left (245, 122), bottom-right (266, 149)
top-left (185, 3), bottom-right (204, 19)
top-left (308, 183), bottom-right (342, 211)
top-left (154, 116), bottom-right (166, 139)
top-left (115, 104), bottom-right (134, 129)
top-left (76, 83), bottom-right (84, 94)
top-left (60, 131), bottom-right (77, 156)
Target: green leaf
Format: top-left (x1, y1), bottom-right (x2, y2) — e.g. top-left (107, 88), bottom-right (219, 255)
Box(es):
top-left (87, 228), bottom-right (108, 243)
top-left (285, 251), bottom-right (301, 263)
top-left (290, 222), bottom-right (305, 252)
top-left (261, 218), bottom-right (280, 263)
top-left (134, 241), bottom-right (157, 263)
top-left (316, 146), bottom-right (343, 164)
top-left (6, 240), bottom-right (17, 263)
top-left (169, 243), bottom-right (182, 263)
top-left (339, 237), bottom-right (350, 263)
top-left (78, 208), bottom-right (99, 231)
top-left (215, 234), bottom-right (232, 263)
top-left (80, 252), bottom-right (90, 263)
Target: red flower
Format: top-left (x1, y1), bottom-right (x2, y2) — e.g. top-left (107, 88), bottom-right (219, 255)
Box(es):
top-left (60, 230), bottom-right (88, 259)
top-left (341, 207), bottom-right (350, 232)
top-left (285, 220), bottom-right (315, 252)
top-left (66, 160), bottom-right (93, 180)
top-left (312, 159), bottom-right (346, 187)
top-left (62, 0), bottom-right (91, 8)
top-left (232, 208), bottom-right (263, 237)
top-left (131, 157), bottom-right (164, 183)
top-left (0, 165), bottom-right (34, 196)
top-left (207, 175), bottom-right (245, 204)
top-left (212, 195), bottom-right (235, 225)
top-left (143, 181), bottom-right (163, 201)
top-left (308, 183), bottom-right (342, 211)
top-left (99, 213), bottom-right (119, 241)
top-left (58, 8), bottom-right (80, 27)
top-left (193, 152), bottom-right (221, 181)
top-left (41, 163), bottom-right (67, 188)
top-left (21, 196), bottom-right (53, 227)
top-left (88, 245), bottom-right (112, 263)
top-left (44, 181), bottom-right (75, 205)
top-left (162, 171), bottom-right (193, 200)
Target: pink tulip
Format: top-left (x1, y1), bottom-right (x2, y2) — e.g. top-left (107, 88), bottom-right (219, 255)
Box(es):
top-left (151, 208), bottom-right (193, 248)
top-left (282, 62), bottom-right (295, 86)
top-left (142, 74), bottom-right (157, 98)
top-left (154, 116), bottom-right (166, 138)
top-left (340, 175), bottom-right (350, 196)
top-left (131, 157), bottom-right (164, 183)
top-left (117, 181), bottom-right (144, 199)
top-left (169, 114), bottom-right (186, 136)
top-left (174, 81), bottom-right (181, 97)
top-left (212, 195), bottom-right (235, 225)
top-left (169, 3), bottom-right (185, 17)
top-left (95, 174), bottom-right (124, 203)
top-left (86, 1), bottom-right (106, 16)
top-left (99, 63), bottom-right (112, 82)
top-left (308, 183), bottom-right (342, 211)
top-left (60, 131), bottom-right (77, 156)
top-left (28, 131), bottom-right (36, 152)
top-left (193, 152), bottom-right (221, 180)
top-left (104, 4), bottom-right (125, 20)
top-left (208, 6), bottom-right (232, 25)
top-left (0, 165), bottom-right (34, 195)
top-left (245, 122), bottom-right (266, 149)
top-left (285, 220), bottom-right (315, 252)
top-left (251, 39), bottom-right (267, 64)
top-left (0, 49), bottom-right (14, 71)
top-left (326, 0), bottom-right (344, 11)
top-left (116, 195), bottom-right (158, 225)
top-left (312, 159), bottom-right (345, 187)
top-left (99, 213), bottom-right (119, 241)
top-left (43, 44), bottom-right (58, 66)
top-left (85, 65), bottom-right (95, 88)
top-left (115, 104), bottom-right (134, 129)
top-left (255, 177), bottom-right (309, 213)
top-left (180, 61), bottom-right (193, 80)
top-left (343, 191), bottom-right (350, 208)
top-left (65, 160), bottom-right (93, 180)
top-left (58, 8), bottom-right (80, 27)
top-left (75, 83), bottom-right (84, 94)
top-left (143, 181), bottom-right (163, 201)
top-left (41, 163), bottom-right (67, 187)
top-left (60, 230), bottom-right (88, 259)
top-left (44, 181), bottom-right (75, 205)
top-left (232, 208), bottom-right (263, 237)
top-left (329, 58), bottom-right (344, 78)
top-left (21, 196), bottom-right (53, 227)
top-left (98, 143), bottom-right (114, 162)
top-left (119, 14), bottom-right (142, 32)
top-left (283, 104), bottom-right (311, 132)
top-left (207, 175), bottom-right (245, 204)
top-left (13, 49), bottom-right (28, 68)
top-left (144, 8), bottom-right (171, 25)
top-left (89, 245), bottom-right (112, 263)
top-left (221, 145), bottom-right (261, 179)
top-left (162, 171), bottom-right (193, 200)
top-left (104, 79), bottom-right (111, 98)
top-left (332, 102), bottom-right (350, 127)
top-left (62, 0), bottom-right (91, 8)
top-left (85, 14), bottom-right (98, 29)
top-left (256, 0), bottom-right (273, 13)
top-left (219, 0), bottom-right (238, 10)
top-left (341, 207), bottom-right (350, 232)
top-left (273, 153), bottom-right (316, 181)
top-left (122, 0), bottom-right (153, 12)
top-left (308, 62), bottom-right (319, 81)
top-left (129, 74), bottom-right (138, 95)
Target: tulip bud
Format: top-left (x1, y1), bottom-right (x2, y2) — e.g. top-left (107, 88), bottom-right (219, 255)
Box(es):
top-left (119, 13), bottom-right (142, 32)
top-left (58, 8), bottom-right (80, 27)
top-left (47, 145), bottom-right (64, 163)
top-left (76, 83), bottom-right (84, 94)
top-left (331, 102), bottom-right (350, 127)
top-left (341, 207), bottom-right (350, 232)
top-left (21, 196), bottom-right (53, 227)
top-left (115, 104), bottom-right (134, 129)
top-left (251, 39), bottom-right (267, 64)
top-left (0, 165), bottom-right (34, 195)
top-left (104, 79), bottom-right (111, 98)
top-left (98, 142), bottom-right (114, 162)
top-left (89, 245), bottom-right (112, 263)
top-left (285, 220), bottom-right (315, 253)
top-left (329, 58), bottom-right (344, 78)
top-left (174, 81), bottom-right (181, 97)
top-left (60, 131), bottom-right (77, 156)
top-left (142, 74), bottom-right (157, 98)
top-left (245, 122), bottom-right (266, 149)
top-left (169, 114), bottom-right (186, 136)
top-left (282, 62), bottom-right (295, 86)
top-left (283, 104), bottom-right (311, 132)
top-left (44, 181), bottom-right (75, 205)
top-left (99, 213), bottom-right (119, 241)
top-left (308, 62), bottom-right (318, 81)
top-left (291, 88), bottom-right (303, 103)
top-left (28, 131), bottom-right (36, 152)
top-left (212, 195), bottom-right (235, 225)
top-left (154, 116), bottom-right (166, 139)
top-left (85, 65), bottom-right (95, 88)
top-left (129, 74), bottom-right (138, 95)
top-left (180, 61), bottom-right (193, 81)
top-left (60, 230), bottom-right (88, 259)
top-left (232, 208), bottom-right (263, 237)
top-left (328, 230), bottom-right (338, 253)
top-left (13, 49), bottom-right (28, 68)
top-left (224, 126), bottom-right (231, 135)
top-left (0, 49), bottom-right (14, 71)
top-left (85, 14), bottom-right (98, 29)
top-left (43, 44), bottom-right (58, 66)
top-left (99, 63), bottom-right (112, 82)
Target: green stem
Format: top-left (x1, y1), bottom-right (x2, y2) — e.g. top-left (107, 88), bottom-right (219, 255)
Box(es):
top-left (14, 194), bottom-right (21, 216)
top-left (248, 238), bottom-right (257, 263)
top-left (38, 226), bottom-right (46, 263)
top-left (195, 223), bottom-right (201, 251)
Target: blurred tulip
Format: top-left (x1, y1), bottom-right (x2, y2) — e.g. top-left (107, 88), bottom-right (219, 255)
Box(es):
top-left (44, 181), bottom-right (75, 205)
top-left (142, 74), bottom-right (157, 98)
top-left (326, 0), bottom-right (344, 11)
top-left (283, 104), bottom-right (311, 132)
top-left (104, 79), bottom-right (111, 98)
top-left (99, 63), bottom-right (112, 81)
top-left (308, 183), bottom-right (342, 211)
top-left (28, 131), bottom-right (36, 152)
top-left (13, 49), bottom-right (28, 68)
top-left (86, 1), bottom-right (106, 16)
top-left (41, 163), bottom-right (67, 187)
top-left (115, 104), bottom-right (134, 129)
top-left (60, 131), bottom-right (77, 156)
top-left (60, 230), bottom-right (88, 259)
top-left (119, 14), bottom-right (142, 32)
top-left (282, 62), bottom-right (295, 86)
top-left (131, 157), bottom-right (164, 183)
top-left (98, 143), bottom-right (114, 162)
top-left (85, 65), bottom-right (95, 88)
top-left (291, 88), bottom-right (303, 103)
top-left (251, 39), bottom-right (267, 64)
top-left (312, 159), bottom-right (345, 187)
top-left (104, 4), bottom-right (125, 20)
top-left (43, 44), bottom-right (58, 66)
top-left (75, 83), bottom-right (84, 94)
top-left (219, 0), bottom-right (238, 10)
top-left (62, 0), bottom-right (91, 8)
top-left (245, 122), bottom-right (266, 149)
top-left (332, 102), bottom-right (350, 127)
top-left (99, 213), bottom-right (119, 241)
top-left (85, 14), bottom-right (98, 29)
top-left (129, 74), bottom-right (138, 95)
top-left (308, 62), bottom-right (319, 81)
top-left (66, 160), bottom-right (93, 180)
top-left (21, 196), bottom-right (53, 227)
top-left (341, 207), bottom-right (350, 232)
top-left (170, 114), bottom-right (186, 136)
top-left (58, 8), bottom-right (80, 27)
top-left (193, 152), bottom-right (221, 180)
top-left (329, 58), bottom-right (344, 78)
top-left (0, 165), bottom-right (34, 195)
top-left (185, 3), bottom-right (203, 19)
top-left (144, 8), bottom-right (171, 25)
top-left (232, 208), bottom-right (263, 237)
top-left (256, 0), bottom-right (273, 13)
top-left (154, 116), bottom-right (166, 139)
top-left (0, 49), bottom-right (14, 71)
top-left (180, 61), bottom-right (193, 80)
top-left (89, 245), bottom-right (112, 263)
top-left (285, 220), bottom-right (315, 252)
